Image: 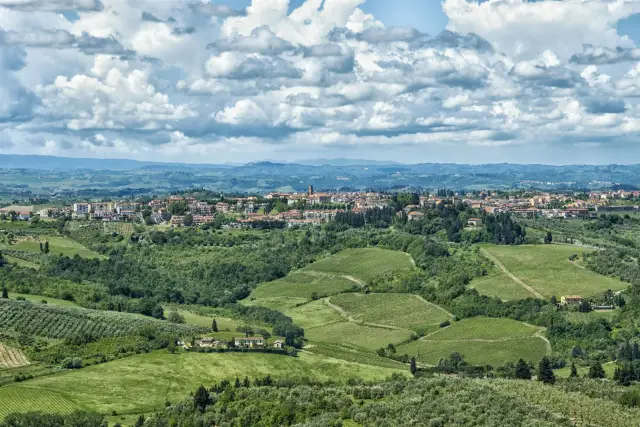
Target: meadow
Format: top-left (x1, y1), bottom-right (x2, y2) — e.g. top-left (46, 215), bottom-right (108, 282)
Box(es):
top-left (251, 272), bottom-right (356, 300)
top-left (328, 293), bottom-right (452, 331)
top-left (398, 317), bottom-right (548, 366)
top-left (8, 292), bottom-right (81, 308)
top-left (305, 321), bottom-right (413, 351)
top-left (299, 248), bottom-right (414, 283)
top-left (481, 244), bottom-right (627, 299)
top-left (0, 350), bottom-right (407, 417)
top-left (470, 272), bottom-right (538, 300)
top-left (1, 235), bottom-right (102, 259)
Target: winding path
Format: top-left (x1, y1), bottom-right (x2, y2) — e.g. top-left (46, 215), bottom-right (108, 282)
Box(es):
top-left (480, 248), bottom-right (544, 300)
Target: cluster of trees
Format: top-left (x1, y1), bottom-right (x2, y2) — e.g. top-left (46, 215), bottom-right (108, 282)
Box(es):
top-left (485, 213), bottom-right (527, 245)
top-left (332, 207), bottom-right (396, 228)
top-left (226, 304), bottom-right (304, 348)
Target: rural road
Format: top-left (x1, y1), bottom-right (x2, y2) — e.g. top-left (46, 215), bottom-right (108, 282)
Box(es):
top-left (480, 248), bottom-right (545, 300)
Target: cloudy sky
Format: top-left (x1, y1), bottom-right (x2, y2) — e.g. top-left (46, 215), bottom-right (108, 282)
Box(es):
top-left (1, 0), bottom-right (640, 164)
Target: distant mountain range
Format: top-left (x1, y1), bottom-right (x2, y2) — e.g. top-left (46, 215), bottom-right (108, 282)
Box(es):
top-left (2, 154), bottom-right (640, 193)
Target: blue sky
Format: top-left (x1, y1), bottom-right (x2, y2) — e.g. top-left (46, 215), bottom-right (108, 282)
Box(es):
top-left (2, 0), bottom-right (640, 164)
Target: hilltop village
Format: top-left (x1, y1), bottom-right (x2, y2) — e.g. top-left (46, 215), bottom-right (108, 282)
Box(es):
top-left (2, 188), bottom-right (640, 228)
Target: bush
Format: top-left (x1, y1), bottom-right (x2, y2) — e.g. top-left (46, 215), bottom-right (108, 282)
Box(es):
top-left (439, 320), bottom-right (451, 328)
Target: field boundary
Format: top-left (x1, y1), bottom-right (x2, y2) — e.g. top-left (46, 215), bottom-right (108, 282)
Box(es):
top-left (302, 270), bottom-right (366, 287)
top-left (480, 248), bottom-right (543, 299)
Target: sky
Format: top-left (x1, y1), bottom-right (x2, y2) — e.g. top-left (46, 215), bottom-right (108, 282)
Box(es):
top-left (2, 1), bottom-right (640, 165)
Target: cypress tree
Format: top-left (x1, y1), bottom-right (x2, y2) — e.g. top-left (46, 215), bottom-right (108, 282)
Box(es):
top-left (193, 385), bottom-right (211, 413)
top-left (538, 357), bottom-right (555, 385)
top-left (515, 359), bottom-right (531, 380)
top-left (1, 286), bottom-right (8, 299)
top-left (134, 415), bottom-right (145, 427)
top-left (570, 362), bottom-right (578, 378)
top-left (212, 318), bottom-right (218, 332)
top-left (588, 362), bottom-right (605, 379)
top-left (410, 357), bottom-right (417, 376)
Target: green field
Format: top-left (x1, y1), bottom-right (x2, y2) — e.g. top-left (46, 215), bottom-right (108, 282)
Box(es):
top-left (398, 317), bottom-right (548, 366)
top-left (3, 255), bottom-right (39, 270)
top-left (471, 272), bottom-right (538, 300)
top-left (328, 293), bottom-right (452, 331)
top-left (8, 293), bottom-right (81, 308)
top-left (306, 321), bottom-right (412, 351)
top-left (554, 362), bottom-right (617, 379)
top-left (251, 272), bottom-right (356, 300)
top-left (1, 235), bottom-right (102, 259)
top-left (0, 350), bottom-right (406, 417)
top-left (300, 248), bottom-right (414, 283)
top-left (0, 388), bottom-right (80, 420)
top-left (481, 244), bottom-right (627, 299)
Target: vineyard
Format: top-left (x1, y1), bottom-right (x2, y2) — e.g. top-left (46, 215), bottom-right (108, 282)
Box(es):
top-left (0, 299), bottom-right (203, 340)
top-left (0, 343), bottom-right (29, 369)
top-left (103, 222), bottom-right (134, 235)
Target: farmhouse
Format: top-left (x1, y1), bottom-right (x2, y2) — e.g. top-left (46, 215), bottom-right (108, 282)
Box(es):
top-left (407, 211), bottom-right (425, 221)
top-left (234, 336), bottom-right (265, 348)
top-left (273, 340), bottom-right (284, 349)
top-left (197, 337), bottom-right (224, 348)
top-left (561, 295), bottom-right (582, 305)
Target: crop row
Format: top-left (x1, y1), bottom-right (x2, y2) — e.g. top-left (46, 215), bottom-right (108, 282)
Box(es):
top-left (0, 299), bottom-right (201, 340)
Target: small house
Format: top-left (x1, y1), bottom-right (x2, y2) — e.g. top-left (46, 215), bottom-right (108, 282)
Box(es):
top-left (234, 336), bottom-right (265, 348)
top-left (407, 211), bottom-right (425, 221)
top-left (561, 295), bottom-right (582, 305)
top-left (467, 218), bottom-right (482, 226)
top-left (273, 340), bottom-right (284, 349)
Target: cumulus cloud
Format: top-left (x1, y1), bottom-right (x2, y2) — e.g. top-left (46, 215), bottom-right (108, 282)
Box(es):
top-left (0, 0), bottom-right (104, 11)
top-left (1, 0), bottom-right (640, 163)
top-left (570, 44), bottom-right (640, 65)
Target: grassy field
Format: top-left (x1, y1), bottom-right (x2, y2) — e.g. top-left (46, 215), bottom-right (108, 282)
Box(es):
top-left (471, 272), bottom-right (538, 300)
top-left (398, 317), bottom-right (548, 366)
top-left (554, 362), bottom-right (617, 379)
top-left (3, 255), bottom-right (40, 269)
top-left (164, 307), bottom-right (269, 341)
top-left (8, 292), bottom-right (81, 308)
top-left (1, 350), bottom-right (407, 417)
top-left (481, 244), bottom-right (627, 299)
top-left (328, 293), bottom-right (451, 331)
top-left (300, 248), bottom-right (414, 283)
top-left (251, 272), bottom-right (356, 300)
top-left (306, 322), bottom-right (412, 351)
top-left (1, 235), bottom-right (102, 259)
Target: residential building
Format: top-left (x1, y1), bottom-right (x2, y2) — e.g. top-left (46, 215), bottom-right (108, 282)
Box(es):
top-left (560, 295), bottom-right (582, 305)
top-left (273, 340), bottom-right (284, 349)
top-left (215, 202), bottom-right (230, 213)
top-left (171, 216), bottom-right (185, 227)
top-left (467, 218), bottom-right (482, 226)
top-left (234, 337), bottom-right (265, 348)
top-left (73, 203), bottom-right (91, 214)
top-left (407, 211), bottom-right (425, 221)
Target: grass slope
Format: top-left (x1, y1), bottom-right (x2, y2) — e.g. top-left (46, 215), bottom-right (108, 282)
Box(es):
top-left (398, 317), bottom-right (548, 366)
top-left (252, 272), bottom-right (356, 300)
top-left (306, 322), bottom-right (413, 352)
top-left (328, 293), bottom-right (451, 331)
top-left (471, 272), bottom-right (538, 301)
top-left (0, 388), bottom-right (79, 420)
top-left (1, 350), bottom-right (407, 417)
top-left (1, 235), bottom-right (102, 259)
top-left (481, 244), bottom-right (627, 299)
top-left (8, 292), bottom-right (81, 308)
top-left (300, 248), bottom-right (414, 283)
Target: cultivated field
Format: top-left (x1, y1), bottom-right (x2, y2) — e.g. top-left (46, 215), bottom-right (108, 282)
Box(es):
top-left (1, 350), bottom-right (407, 417)
top-left (299, 248), bottom-right (414, 283)
top-left (0, 343), bottom-right (29, 369)
top-left (328, 293), bottom-right (452, 331)
top-left (0, 299), bottom-right (201, 340)
top-left (103, 222), bottom-right (134, 236)
top-left (480, 244), bottom-right (627, 299)
top-left (306, 321), bottom-right (413, 351)
top-left (471, 272), bottom-right (538, 301)
top-left (0, 388), bottom-right (79, 420)
top-left (1, 235), bottom-right (102, 259)
top-left (398, 317), bottom-right (548, 366)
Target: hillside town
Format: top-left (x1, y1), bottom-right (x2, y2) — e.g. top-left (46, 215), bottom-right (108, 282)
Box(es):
top-left (2, 188), bottom-right (640, 228)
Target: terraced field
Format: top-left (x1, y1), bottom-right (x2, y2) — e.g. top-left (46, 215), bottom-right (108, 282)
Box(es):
top-left (398, 317), bottom-right (548, 366)
top-left (0, 343), bottom-right (29, 369)
top-left (480, 244), bottom-right (627, 299)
